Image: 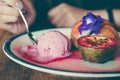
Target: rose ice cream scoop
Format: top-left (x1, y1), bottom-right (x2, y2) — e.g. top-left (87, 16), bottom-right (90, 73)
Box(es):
top-left (27, 30), bottom-right (71, 63)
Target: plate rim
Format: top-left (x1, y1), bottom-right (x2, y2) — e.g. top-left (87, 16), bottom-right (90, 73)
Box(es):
top-left (2, 28), bottom-right (120, 78)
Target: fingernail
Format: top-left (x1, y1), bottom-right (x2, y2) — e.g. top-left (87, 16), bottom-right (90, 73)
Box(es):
top-left (16, 1), bottom-right (28, 14)
top-left (16, 1), bottom-right (23, 9)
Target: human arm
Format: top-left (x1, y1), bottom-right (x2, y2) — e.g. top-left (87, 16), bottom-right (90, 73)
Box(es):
top-left (48, 3), bottom-right (120, 28)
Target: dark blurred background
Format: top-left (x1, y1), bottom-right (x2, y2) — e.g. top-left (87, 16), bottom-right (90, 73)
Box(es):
top-left (30, 0), bottom-right (120, 31)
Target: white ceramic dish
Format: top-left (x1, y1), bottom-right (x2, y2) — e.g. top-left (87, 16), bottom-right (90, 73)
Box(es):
top-left (3, 28), bottom-right (120, 78)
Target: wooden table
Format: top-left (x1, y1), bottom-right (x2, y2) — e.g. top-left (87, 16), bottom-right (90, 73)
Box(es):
top-left (0, 30), bottom-right (120, 80)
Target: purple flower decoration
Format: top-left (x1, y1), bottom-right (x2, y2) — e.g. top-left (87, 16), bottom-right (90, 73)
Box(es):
top-left (78, 12), bottom-right (103, 35)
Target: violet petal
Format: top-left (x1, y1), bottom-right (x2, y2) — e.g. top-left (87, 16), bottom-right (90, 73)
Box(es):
top-left (89, 15), bottom-right (103, 34)
top-left (78, 12), bottom-right (103, 35)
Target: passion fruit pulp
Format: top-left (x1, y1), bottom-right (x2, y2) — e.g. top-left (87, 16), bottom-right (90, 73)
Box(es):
top-left (77, 36), bottom-right (117, 63)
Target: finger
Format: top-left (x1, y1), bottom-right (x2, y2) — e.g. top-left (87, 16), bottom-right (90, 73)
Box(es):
top-left (9, 20), bottom-right (26, 34)
top-left (54, 14), bottom-right (68, 27)
top-left (0, 21), bottom-right (25, 34)
top-left (48, 7), bottom-right (59, 17)
top-left (49, 8), bottom-right (66, 26)
top-left (3, 0), bottom-right (18, 6)
top-left (50, 14), bottom-right (62, 25)
top-left (52, 15), bottom-right (64, 27)
top-left (0, 15), bottom-right (18, 23)
top-left (48, 3), bottom-right (64, 18)
top-left (0, 6), bottom-right (19, 16)
top-left (53, 12), bottom-right (76, 27)
top-left (0, 23), bottom-right (14, 33)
